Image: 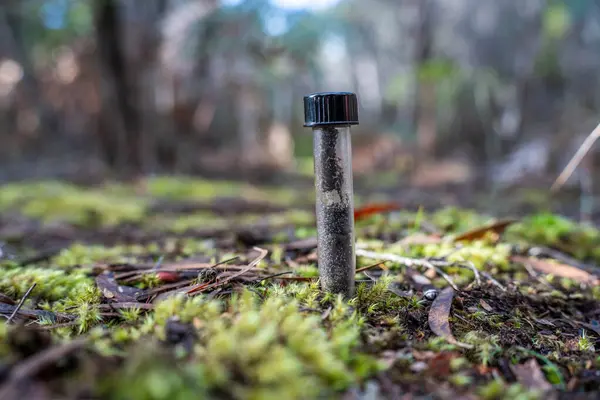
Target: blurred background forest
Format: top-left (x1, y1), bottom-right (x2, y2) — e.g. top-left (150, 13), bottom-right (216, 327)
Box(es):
top-left (1, 0), bottom-right (600, 193)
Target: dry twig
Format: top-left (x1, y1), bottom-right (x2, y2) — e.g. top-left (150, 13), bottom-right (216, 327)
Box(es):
top-left (356, 249), bottom-right (460, 291)
top-left (6, 283), bottom-right (37, 324)
top-left (187, 247), bottom-right (268, 295)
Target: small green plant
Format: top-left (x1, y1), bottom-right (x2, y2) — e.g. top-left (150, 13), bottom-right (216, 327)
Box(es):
top-left (578, 330), bottom-right (595, 352)
top-left (463, 331), bottom-right (501, 367)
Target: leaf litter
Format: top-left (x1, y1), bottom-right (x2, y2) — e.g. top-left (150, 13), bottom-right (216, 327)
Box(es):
top-left (1, 178), bottom-right (600, 398)
top-left (428, 287), bottom-right (473, 349)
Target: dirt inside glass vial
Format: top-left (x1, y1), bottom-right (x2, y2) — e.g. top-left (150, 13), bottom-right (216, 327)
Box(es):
top-left (304, 92), bottom-right (359, 298)
top-left (313, 125), bottom-right (355, 296)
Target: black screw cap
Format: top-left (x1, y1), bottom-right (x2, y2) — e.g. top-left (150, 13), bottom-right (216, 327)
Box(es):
top-left (303, 92), bottom-right (359, 127)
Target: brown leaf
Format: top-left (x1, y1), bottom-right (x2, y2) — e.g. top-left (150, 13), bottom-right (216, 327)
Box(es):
top-left (510, 358), bottom-right (554, 392)
top-left (428, 352), bottom-right (461, 377)
top-left (354, 202), bottom-right (402, 221)
top-left (95, 274), bottom-right (147, 302)
top-left (511, 256), bottom-right (599, 285)
top-left (479, 299), bottom-right (493, 312)
top-left (454, 219), bottom-right (518, 242)
top-left (397, 233), bottom-right (443, 246)
top-left (428, 287), bottom-right (473, 349)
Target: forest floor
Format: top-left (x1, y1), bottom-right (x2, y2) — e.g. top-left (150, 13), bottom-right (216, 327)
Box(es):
top-left (0, 174), bottom-right (599, 399)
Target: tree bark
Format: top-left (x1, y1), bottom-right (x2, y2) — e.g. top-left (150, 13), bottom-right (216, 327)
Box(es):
top-left (93, 0), bottom-right (141, 175)
top-left (412, 0), bottom-right (436, 160)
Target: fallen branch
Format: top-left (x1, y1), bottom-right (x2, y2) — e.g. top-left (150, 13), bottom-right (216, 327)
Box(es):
top-left (356, 249), bottom-right (459, 291)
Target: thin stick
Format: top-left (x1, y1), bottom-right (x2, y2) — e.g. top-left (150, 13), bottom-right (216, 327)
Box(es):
top-left (432, 260), bottom-right (481, 286)
top-left (480, 271), bottom-right (506, 292)
top-left (7, 283), bottom-right (36, 324)
top-left (551, 122), bottom-right (600, 192)
top-left (356, 249), bottom-right (459, 291)
top-left (355, 261), bottom-right (387, 274)
top-left (151, 255), bottom-right (165, 271)
top-left (253, 271), bottom-right (293, 283)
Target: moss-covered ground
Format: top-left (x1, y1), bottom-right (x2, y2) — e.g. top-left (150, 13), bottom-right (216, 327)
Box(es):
top-left (0, 176), bottom-right (599, 399)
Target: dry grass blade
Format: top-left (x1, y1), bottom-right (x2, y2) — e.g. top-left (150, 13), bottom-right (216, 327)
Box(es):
top-left (428, 287), bottom-right (473, 349)
top-left (187, 247), bottom-right (268, 295)
top-left (160, 256), bottom-right (240, 272)
top-left (511, 256), bottom-right (599, 285)
top-left (355, 261), bottom-right (387, 274)
top-left (551, 122), bottom-right (600, 192)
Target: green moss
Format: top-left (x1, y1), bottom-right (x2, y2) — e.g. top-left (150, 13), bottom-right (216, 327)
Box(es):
top-left (145, 176), bottom-right (242, 200)
top-left (3, 178), bottom-right (599, 397)
top-left (578, 330), bottom-right (595, 352)
top-left (430, 207), bottom-right (490, 233)
top-left (0, 181), bottom-right (146, 227)
top-left (102, 289), bottom-right (381, 399)
top-left (350, 276), bottom-right (408, 316)
top-left (463, 331), bottom-right (501, 367)
top-left (147, 213), bottom-right (227, 233)
top-left (506, 213), bottom-right (600, 262)
top-left (479, 380), bottom-right (542, 400)
top-left (52, 243), bottom-right (133, 267)
top-left (396, 239), bottom-right (511, 271)
top-left (0, 264), bottom-right (96, 303)
top-left (426, 337), bottom-right (459, 352)
top-left (0, 322), bottom-right (9, 357)
top-left (449, 373), bottom-right (473, 387)
top-left (145, 176), bottom-right (313, 206)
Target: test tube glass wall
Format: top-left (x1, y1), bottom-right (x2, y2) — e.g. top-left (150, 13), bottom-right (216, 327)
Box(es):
top-left (304, 92), bottom-right (359, 298)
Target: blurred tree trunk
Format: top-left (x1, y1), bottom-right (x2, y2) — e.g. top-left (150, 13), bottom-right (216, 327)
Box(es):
top-left (236, 84), bottom-right (262, 170)
top-left (412, 0), bottom-right (436, 160)
top-left (93, 0), bottom-right (142, 176)
top-left (0, 0), bottom-right (56, 159)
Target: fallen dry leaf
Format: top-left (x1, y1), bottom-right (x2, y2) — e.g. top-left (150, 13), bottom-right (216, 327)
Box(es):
top-left (397, 233), bottom-right (443, 246)
top-left (479, 299), bottom-right (493, 312)
top-left (96, 273), bottom-right (147, 302)
top-left (354, 202), bottom-right (402, 221)
top-left (454, 219), bottom-right (518, 243)
top-left (510, 358), bottom-right (554, 392)
top-left (511, 256), bottom-right (599, 285)
top-left (428, 287), bottom-right (473, 349)
top-left (427, 352), bottom-right (461, 377)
